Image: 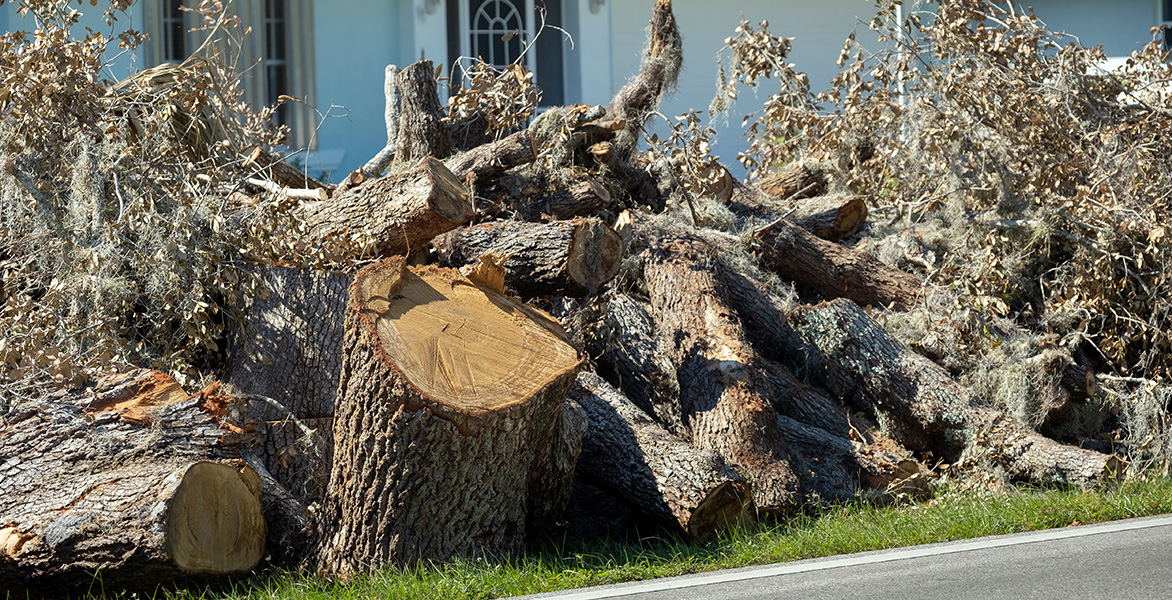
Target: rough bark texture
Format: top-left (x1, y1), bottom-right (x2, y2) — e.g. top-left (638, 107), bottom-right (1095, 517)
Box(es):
top-left (223, 264), bottom-right (351, 421)
top-left (241, 457), bottom-right (312, 567)
top-left (755, 217), bottom-right (921, 310)
top-left (761, 358), bottom-right (850, 438)
top-left (569, 373), bottom-right (752, 543)
top-left (756, 162), bottom-right (826, 200)
top-left (643, 237), bottom-right (803, 514)
top-left (437, 217), bottom-right (623, 298)
top-left (786, 195), bottom-right (868, 242)
top-left (522, 180), bottom-right (613, 221)
top-left (252, 416), bottom-right (333, 504)
top-left (789, 299), bottom-right (1121, 487)
top-left (0, 371), bottom-right (265, 593)
top-left (300, 156), bottom-right (471, 258)
top-left (607, 0), bottom-right (682, 159)
top-left (717, 264), bottom-right (823, 374)
top-left (444, 129), bottom-right (536, 185)
top-left (590, 294), bottom-right (684, 435)
top-left (314, 258), bottom-right (583, 575)
top-left (393, 60), bottom-right (452, 164)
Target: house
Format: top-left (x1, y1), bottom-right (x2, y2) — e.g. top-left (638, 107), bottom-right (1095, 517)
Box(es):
top-left (2, 0), bottom-right (1165, 179)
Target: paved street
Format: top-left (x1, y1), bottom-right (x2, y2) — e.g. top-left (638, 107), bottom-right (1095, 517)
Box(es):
top-left (517, 515), bottom-right (1172, 600)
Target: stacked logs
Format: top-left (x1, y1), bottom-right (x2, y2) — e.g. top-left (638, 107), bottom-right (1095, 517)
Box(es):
top-left (0, 0), bottom-right (1117, 592)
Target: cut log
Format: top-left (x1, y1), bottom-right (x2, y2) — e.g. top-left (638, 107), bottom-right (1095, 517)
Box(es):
top-left (643, 237), bottom-right (803, 514)
top-left (314, 257), bottom-right (583, 575)
top-left (522, 180), bottom-right (612, 221)
top-left (761, 358), bottom-right (850, 438)
top-left (590, 293), bottom-right (684, 435)
top-left (786, 195), bottom-right (868, 242)
top-left (607, 0), bottom-right (682, 159)
top-left (444, 129), bottom-right (537, 185)
top-left (0, 370), bottom-right (264, 593)
top-left (569, 372), bottom-right (753, 543)
top-left (299, 156), bottom-right (471, 258)
top-left (756, 161), bottom-right (826, 200)
top-left (244, 146), bottom-right (329, 191)
top-left (717, 264), bottom-right (823, 374)
top-left (240, 457), bottom-right (312, 567)
top-left (224, 264), bottom-right (351, 421)
top-left (789, 299), bottom-right (1121, 487)
top-left (393, 60), bottom-right (452, 164)
top-left (437, 217), bottom-right (623, 298)
top-left (755, 217), bottom-right (920, 310)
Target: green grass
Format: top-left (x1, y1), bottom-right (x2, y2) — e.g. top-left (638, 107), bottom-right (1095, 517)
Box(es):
top-left (164, 477), bottom-right (1172, 600)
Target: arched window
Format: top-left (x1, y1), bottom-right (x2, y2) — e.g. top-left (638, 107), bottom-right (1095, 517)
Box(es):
top-left (469, 0), bottom-right (526, 68)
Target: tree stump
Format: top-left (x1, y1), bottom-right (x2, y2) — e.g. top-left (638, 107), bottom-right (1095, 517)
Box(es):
top-left (0, 370), bottom-right (265, 593)
top-left (314, 257), bottom-right (583, 576)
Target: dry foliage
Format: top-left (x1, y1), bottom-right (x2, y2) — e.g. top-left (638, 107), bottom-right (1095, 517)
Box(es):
top-left (710, 0), bottom-right (1172, 469)
top-left (0, 0), bottom-right (301, 407)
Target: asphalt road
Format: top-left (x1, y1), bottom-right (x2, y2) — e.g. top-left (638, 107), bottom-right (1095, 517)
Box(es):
top-left (517, 515), bottom-right (1172, 600)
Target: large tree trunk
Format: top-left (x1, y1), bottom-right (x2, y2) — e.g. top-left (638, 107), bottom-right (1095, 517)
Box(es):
top-left (393, 60), bottom-right (452, 164)
top-left (789, 299), bottom-right (1121, 487)
top-left (569, 373), bottom-right (752, 543)
top-left (314, 257), bottom-right (583, 575)
top-left (437, 217), bottom-right (623, 298)
top-left (590, 293), bottom-right (684, 435)
top-left (755, 217), bottom-right (920, 310)
top-left (0, 371), bottom-right (265, 594)
top-left (299, 156), bottom-right (471, 258)
top-left (643, 237), bottom-right (803, 514)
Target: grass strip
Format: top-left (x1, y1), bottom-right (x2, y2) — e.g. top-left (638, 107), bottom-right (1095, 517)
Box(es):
top-left (163, 477), bottom-right (1172, 600)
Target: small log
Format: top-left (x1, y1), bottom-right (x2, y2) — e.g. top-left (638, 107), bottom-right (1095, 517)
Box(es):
top-left (299, 156), bottom-right (471, 259)
top-left (789, 299), bottom-right (1121, 487)
top-left (590, 293), bottom-right (684, 435)
top-left (757, 161), bottom-right (826, 200)
top-left (755, 217), bottom-right (920, 310)
top-left (643, 237), bottom-right (803, 514)
top-left (437, 217), bottom-right (623, 298)
top-left (244, 146), bottom-right (328, 191)
top-left (569, 373), bottom-right (753, 543)
top-left (444, 129), bottom-right (537, 185)
top-left (245, 177), bottom-right (329, 201)
top-left (314, 257), bottom-right (583, 575)
top-left (607, 0), bottom-right (682, 159)
top-left (359, 64), bottom-right (402, 178)
top-left (787, 194), bottom-right (868, 242)
top-left (522, 180), bottom-right (612, 221)
top-left (0, 370), bottom-right (265, 593)
top-left (393, 60), bottom-right (452, 164)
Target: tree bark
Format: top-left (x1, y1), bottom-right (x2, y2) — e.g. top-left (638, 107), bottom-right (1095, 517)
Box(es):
top-left (444, 129), bottom-right (537, 185)
top-left (755, 217), bottom-right (920, 310)
top-left (590, 293), bottom-right (684, 435)
top-left (393, 60), bottom-right (452, 164)
top-left (569, 372), bottom-right (753, 543)
top-left (522, 180), bottom-right (612, 221)
top-left (0, 370), bottom-right (265, 593)
top-left (756, 161), bottom-right (826, 200)
top-left (643, 237), bottom-right (803, 514)
top-left (299, 156), bottom-right (471, 259)
top-left (224, 264), bottom-right (351, 421)
top-left (314, 257), bottom-right (583, 575)
top-left (785, 195), bottom-right (868, 242)
top-left (437, 217), bottom-right (623, 298)
top-left (788, 299), bottom-right (1121, 487)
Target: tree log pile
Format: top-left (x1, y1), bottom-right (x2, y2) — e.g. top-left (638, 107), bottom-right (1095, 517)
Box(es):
top-left (0, 0), bottom-right (1120, 592)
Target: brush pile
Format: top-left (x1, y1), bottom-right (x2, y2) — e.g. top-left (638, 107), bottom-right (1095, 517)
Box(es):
top-left (1, 0), bottom-right (1167, 594)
